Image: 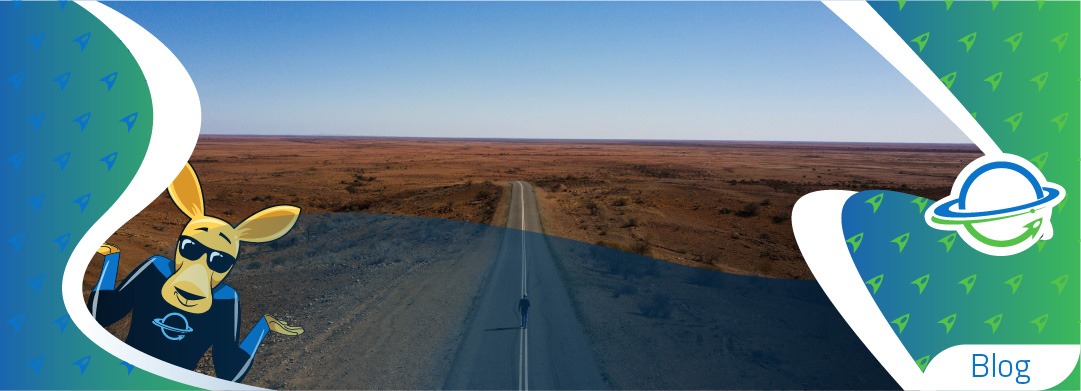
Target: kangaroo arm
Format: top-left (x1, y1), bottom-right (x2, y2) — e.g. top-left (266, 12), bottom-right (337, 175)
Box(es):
top-left (93, 251), bottom-right (120, 291)
top-left (87, 251), bottom-right (132, 326)
top-left (214, 317), bottom-right (270, 383)
top-left (239, 317), bottom-right (270, 357)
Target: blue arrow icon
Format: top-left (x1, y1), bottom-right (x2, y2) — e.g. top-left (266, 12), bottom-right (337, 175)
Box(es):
top-left (54, 314), bottom-right (70, 333)
top-left (8, 314), bottom-right (25, 332)
top-left (8, 72), bottom-right (24, 91)
top-left (28, 112), bottom-right (45, 132)
top-left (54, 233), bottom-right (71, 250)
top-left (8, 233), bottom-right (25, 252)
top-left (120, 112), bottom-right (138, 132)
top-left (28, 274), bottom-right (44, 293)
top-left (54, 72), bottom-right (72, 91)
top-left (8, 152), bottom-right (24, 171)
top-left (27, 355), bottom-right (44, 374)
top-left (101, 152), bottom-right (118, 171)
top-left (28, 32), bottom-right (44, 51)
top-left (73, 355), bottom-right (91, 375)
top-left (73, 193), bottom-right (91, 212)
top-left (73, 32), bottom-right (91, 51)
top-left (54, 152), bottom-right (71, 171)
top-left (100, 72), bottom-right (118, 91)
top-left (74, 112), bottom-right (91, 132)
top-left (28, 193), bottom-right (44, 212)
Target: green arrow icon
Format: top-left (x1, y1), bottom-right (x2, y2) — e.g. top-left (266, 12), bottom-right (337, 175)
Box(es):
top-left (990, 0), bottom-right (1000, 10)
top-left (958, 32), bottom-right (977, 52)
top-left (892, 232), bottom-right (910, 253)
top-left (891, 313), bottom-right (910, 333)
top-left (939, 233), bottom-right (957, 253)
top-left (984, 72), bottom-right (1003, 91)
top-left (911, 32), bottom-right (930, 53)
top-left (1004, 32), bottom-right (1023, 52)
top-left (1004, 274), bottom-right (1023, 294)
top-left (1004, 112), bottom-right (1023, 132)
top-left (1051, 33), bottom-right (1069, 52)
top-left (944, 0), bottom-right (953, 10)
top-left (866, 193), bottom-right (884, 213)
top-left (1050, 112), bottom-right (1069, 132)
top-left (911, 197), bottom-right (928, 213)
top-left (866, 274), bottom-right (884, 295)
top-left (898, 0), bottom-right (906, 10)
top-left (940, 72), bottom-right (957, 89)
top-left (959, 274), bottom-right (977, 294)
top-left (916, 355), bottom-right (931, 372)
top-left (846, 233), bottom-right (864, 253)
top-left (1030, 72), bottom-right (1048, 91)
top-left (1036, 0), bottom-right (1045, 10)
top-left (985, 314), bottom-right (1003, 334)
top-left (1030, 152), bottom-right (1048, 170)
top-left (964, 217), bottom-right (1042, 248)
top-left (1031, 314), bottom-right (1049, 333)
top-left (1050, 274), bottom-right (1069, 294)
top-left (939, 313), bottom-right (957, 333)
top-left (911, 274), bottom-right (930, 294)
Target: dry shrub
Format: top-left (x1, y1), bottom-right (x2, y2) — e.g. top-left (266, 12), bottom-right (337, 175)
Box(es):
top-left (736, 202), bottom-right (759, 217)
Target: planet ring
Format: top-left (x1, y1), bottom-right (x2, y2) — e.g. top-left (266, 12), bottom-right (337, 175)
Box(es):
top-left (932, 186), bottom-right (1061, 221)
top-left (153, 318), bottom-right (193, 334)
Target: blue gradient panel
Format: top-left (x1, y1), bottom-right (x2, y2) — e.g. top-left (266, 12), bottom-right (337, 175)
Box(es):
top-left (1, 2), bottom-right (182, 388)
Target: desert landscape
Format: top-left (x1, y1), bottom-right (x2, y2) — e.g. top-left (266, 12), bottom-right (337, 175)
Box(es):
top-left (82, 136), bottom-right (979, 386)
top-left (88, 136), bottom-right (978, 280)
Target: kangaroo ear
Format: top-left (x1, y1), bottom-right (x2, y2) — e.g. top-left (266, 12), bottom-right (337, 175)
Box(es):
top-left (236, 205), bottom-right (300, 243)
top-left (168, 163), bottom-right (205, 219)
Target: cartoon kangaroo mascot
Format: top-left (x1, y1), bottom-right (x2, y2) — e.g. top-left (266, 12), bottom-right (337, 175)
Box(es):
top-left (87, 163), bottom-right (303, 382)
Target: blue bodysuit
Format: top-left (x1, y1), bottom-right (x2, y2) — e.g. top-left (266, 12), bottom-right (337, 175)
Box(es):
top-left (87, 254), bottom-right (270, 382)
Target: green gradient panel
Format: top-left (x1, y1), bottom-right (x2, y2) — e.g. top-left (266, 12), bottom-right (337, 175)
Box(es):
top-left (841, 1), bottom-right (1079, 388)
top-left (842, 191), bottom-right (1078, 363)
top-left (871, 0), bottom-right (1079, 198)
top-left (1, 2), bottom-right (183, 388)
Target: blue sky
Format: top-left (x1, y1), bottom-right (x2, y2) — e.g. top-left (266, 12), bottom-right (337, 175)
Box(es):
top-left (108, 1), bottom-right (968, 143)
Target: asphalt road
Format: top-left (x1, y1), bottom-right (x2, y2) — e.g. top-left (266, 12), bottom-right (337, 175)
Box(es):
top-left (444, 182), bottom-right (606, 390)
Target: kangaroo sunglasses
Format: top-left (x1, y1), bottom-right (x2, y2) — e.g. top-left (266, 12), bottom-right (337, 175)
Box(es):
top-left (177, 235), bottom-right (237, 273)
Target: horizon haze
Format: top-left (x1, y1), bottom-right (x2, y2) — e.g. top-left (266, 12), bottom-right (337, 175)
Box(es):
top-left (110, 1), bottom-right (971, 144)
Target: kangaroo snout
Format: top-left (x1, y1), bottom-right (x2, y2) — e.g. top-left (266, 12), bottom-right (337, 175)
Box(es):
top-left (163, 261), bottom-right (215, 313)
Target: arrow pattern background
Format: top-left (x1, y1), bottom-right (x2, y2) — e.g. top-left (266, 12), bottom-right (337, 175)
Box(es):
top-left (838, 1), bottom-right (1079, 387)
top-left (0, 2), bottom-right (183, 389)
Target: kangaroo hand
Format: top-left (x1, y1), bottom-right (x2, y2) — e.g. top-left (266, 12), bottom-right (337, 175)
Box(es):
top-left (97, 243), bottom-right (120, 256)
top-left (264, 314), bottom-right (304, 336)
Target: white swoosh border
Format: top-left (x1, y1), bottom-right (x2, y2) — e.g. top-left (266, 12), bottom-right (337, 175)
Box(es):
top-left (60, 2), bottom-right (260, 389)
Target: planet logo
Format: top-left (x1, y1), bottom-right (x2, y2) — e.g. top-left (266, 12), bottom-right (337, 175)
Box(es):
top-left (152, 312), bottom-right (194, 341)
top-left (926, 154), bottom-right (1064, 256)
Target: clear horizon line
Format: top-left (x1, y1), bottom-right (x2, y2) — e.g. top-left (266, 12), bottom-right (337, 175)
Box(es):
top-left (199, 132), bottom-right (979, 146)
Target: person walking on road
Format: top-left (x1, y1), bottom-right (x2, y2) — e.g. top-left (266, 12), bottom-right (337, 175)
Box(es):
top-left (519, 294), bottom-right (530, 329)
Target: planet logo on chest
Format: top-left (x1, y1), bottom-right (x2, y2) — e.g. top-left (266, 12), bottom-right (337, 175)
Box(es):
top-left (153, 312), bottom-right (195, 341)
